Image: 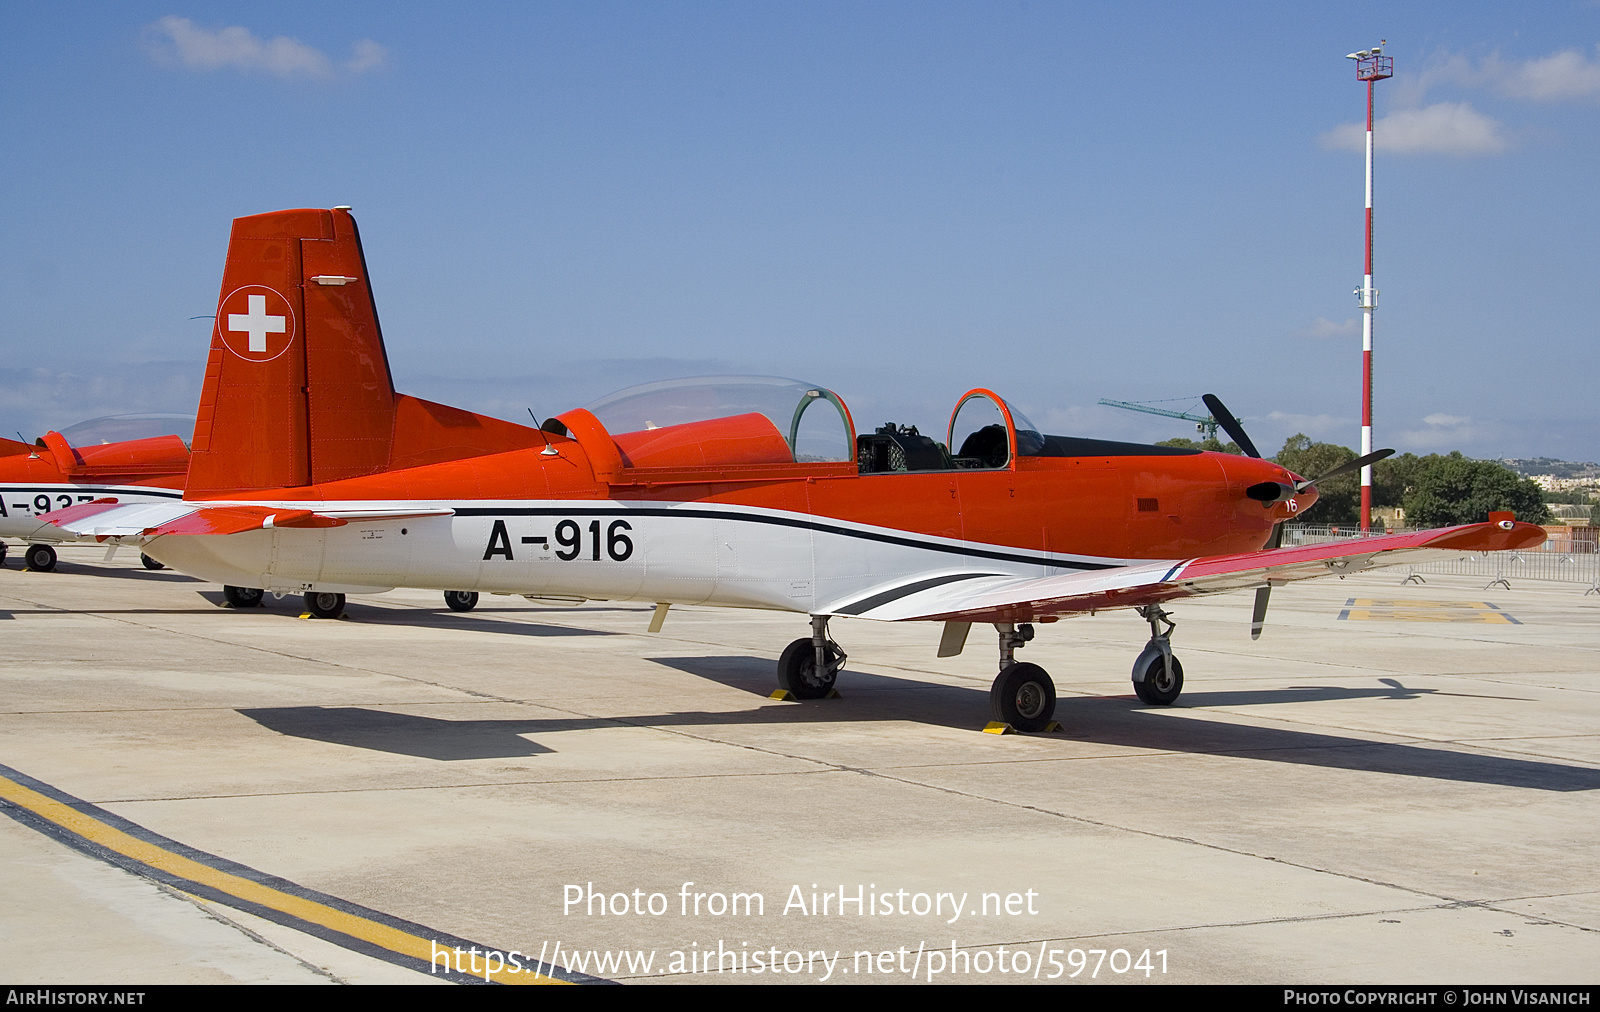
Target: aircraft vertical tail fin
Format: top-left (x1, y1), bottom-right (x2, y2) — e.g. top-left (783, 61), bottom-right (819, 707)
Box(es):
top-left (187, 207), bottom-right (547, 496)
top-left (188, 208), bottom-right (399, 494)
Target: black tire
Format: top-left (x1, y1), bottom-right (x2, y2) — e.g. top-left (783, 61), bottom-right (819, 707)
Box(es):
top-left (141, 553), bottom-right (165, 571)
top-left (0, 542), bottom-right (8, 565)
top-left (1133, 653), bottom-right (1184, 705)
top-left (777, 637), bottom-right (841, 699)
top-left (223, 585), bottom-right (264, 608)
top-left (304, 591), bottom-right (346, 619)
top-left (24, 544), bottom-right (57, 572)
top-left (990, 662), bottom-right (1056, 732)
top-left (444, 591), bottom-right (479, 612)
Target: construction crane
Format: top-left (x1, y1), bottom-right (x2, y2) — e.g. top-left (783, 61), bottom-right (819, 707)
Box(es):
top-left (1098, 398), bottom-right (1219, 440)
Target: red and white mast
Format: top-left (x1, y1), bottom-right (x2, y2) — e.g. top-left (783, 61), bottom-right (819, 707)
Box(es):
top-left (1348, 42), bottom-right (1391, 532)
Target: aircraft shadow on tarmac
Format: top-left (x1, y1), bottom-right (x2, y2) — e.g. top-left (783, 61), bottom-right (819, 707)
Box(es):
top-left (237, 661), bottom-right (1600, 792)
top-left (237, 707), bottom-right (565, 760)
top-left (194, 591), bottom-right (616, 637)
top-left (1176, 677), bottom-right (1534, 706)
top-left (653, 656), bottom-right (1600, 792)
top-left (7, 562), bottom-right (201, 583)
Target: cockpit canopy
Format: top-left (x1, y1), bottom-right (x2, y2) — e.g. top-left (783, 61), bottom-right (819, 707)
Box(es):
top-left (578, 376), bottom-right (855, 469)
top-left (850, 390), bottom-right (1039, 472)
top-left (561, 377), bottom-right (1198, 474)
top-left (54, 413), bottom-right (196, 449)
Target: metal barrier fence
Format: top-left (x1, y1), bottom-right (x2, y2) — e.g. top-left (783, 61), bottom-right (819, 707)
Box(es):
top-left (1280, 524), bottom-right (1600, 593)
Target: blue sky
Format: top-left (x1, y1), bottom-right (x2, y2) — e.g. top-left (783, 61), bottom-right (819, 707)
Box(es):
top-left (2, 2), bottom-right (1596, 461)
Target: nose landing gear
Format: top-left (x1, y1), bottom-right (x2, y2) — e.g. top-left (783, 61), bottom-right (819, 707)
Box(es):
top-left (1131, 605), bottom-right (1183, 705)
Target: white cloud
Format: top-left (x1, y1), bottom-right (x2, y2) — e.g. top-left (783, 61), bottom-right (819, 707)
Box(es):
top-left (1490, 46), bottom-right (1600, 101)
top-left (1320, 102), bottom-right (1508, 156)
top-left (1294, 316), bottom-right (1358, 339)
top-left (144, 17), bottom-right (385, 80)
top-left (1398, 412), bottom-right (1483, 450)
top-left (347, 39), bottom-right (388, 74)
top-left (1390, 52), bottom-right (1479, 108)
top-left (1264, 411), bottom-right (1348, 442)
top-left (1397, 45), bottom-right (1600, 104)
top-left (1321, 44), bottom-right (1600, 157)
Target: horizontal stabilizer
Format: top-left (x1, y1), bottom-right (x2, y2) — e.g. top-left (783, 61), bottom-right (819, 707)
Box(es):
top-left (41, 499), bottom-right (455, 539)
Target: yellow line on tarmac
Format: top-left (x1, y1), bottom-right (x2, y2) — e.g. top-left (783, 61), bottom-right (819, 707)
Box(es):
top-left (0, 772), bottom-right (568, 985)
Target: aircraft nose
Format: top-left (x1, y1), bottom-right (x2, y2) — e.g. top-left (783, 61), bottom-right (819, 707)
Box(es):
top-left (1240, 459), bottom-right (1318, 514)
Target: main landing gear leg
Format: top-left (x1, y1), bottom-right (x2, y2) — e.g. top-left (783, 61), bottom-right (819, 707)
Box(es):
top-left (776, 615), bottom-right (846, 699)
top-left (989, 622), bottom-right (1056, 732)
top-left (1131, 605), bottom-right (1184, 705)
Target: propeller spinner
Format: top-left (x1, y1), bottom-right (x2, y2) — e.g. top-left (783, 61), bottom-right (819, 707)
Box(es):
top-left (1202, 393), bottom-right (1395, 639)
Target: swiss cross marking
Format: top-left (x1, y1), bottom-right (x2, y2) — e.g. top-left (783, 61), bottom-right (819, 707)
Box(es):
top-left (217, 286), bottom-right (296, 362)
top-left (228, 295), bottom-right (287, 353)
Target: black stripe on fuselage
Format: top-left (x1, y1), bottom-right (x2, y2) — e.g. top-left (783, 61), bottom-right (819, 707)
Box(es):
top-left (450, 505), bottom-right (1117, 572)
top-left (0, 486), bottom-right (183, 498)
top-left (834, 572), bottom-right (1005, 616)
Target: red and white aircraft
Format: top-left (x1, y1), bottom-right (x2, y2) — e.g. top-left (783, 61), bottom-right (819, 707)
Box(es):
top-left (1, 415), bottom-right (191, 571)
top-left (44, 208), bottom-right (1545, 730)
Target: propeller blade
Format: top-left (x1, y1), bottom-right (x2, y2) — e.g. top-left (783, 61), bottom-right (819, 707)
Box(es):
top-left (1295, 448), bottom-right (1395, 491)
top-left (1250, 525), bottom-right (1284, 640)
top-left (1201, 394), bottom-right (1261, 459)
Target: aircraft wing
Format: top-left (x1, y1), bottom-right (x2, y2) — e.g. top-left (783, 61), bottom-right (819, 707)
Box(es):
top-left (831, 519), bottom-right (1548, 624)
top-left (39, 499), bottom-right (453, 539)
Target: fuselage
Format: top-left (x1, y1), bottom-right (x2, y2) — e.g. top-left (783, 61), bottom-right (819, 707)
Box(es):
top-left (144, 436), bottom-right (1313, 616)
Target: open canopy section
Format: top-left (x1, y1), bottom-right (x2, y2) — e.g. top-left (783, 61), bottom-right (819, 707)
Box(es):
top-left (26, 413), bottom-right (195, 476)
top-left (55, 413), bottom-right (197, 449)
top-left (580, 376), bottom-right (856, 469)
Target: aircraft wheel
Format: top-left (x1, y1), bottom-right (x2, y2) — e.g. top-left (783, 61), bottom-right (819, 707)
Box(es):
top-left (1133, 653), bottom-right (1184, 706)
top-left (777, 637), bottom-right (841, 700)
top-left (444, 591), bottom-right (479, 612)
top-left (304, 591), bottom-right (346, 620)
top-left (0, 543), bottom-right (8, 565)
top-left (990, 662), bottom-right (1056, 732)
top-left (140, 553), bottom-right (165, 571)
top-left (223, 585), bottom-right (264, 608)
top-left (24, 544), bottom-right (57, 572)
